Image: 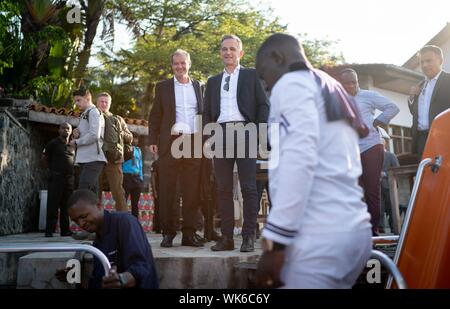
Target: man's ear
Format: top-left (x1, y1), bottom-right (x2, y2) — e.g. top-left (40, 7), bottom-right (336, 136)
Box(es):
top-left (270, 50), bottom-right (285, 66)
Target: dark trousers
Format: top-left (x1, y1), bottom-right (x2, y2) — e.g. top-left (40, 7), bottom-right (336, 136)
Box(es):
top-left (158, 153), bottom-right (202, 235)
top-left (78, 161), bottom-right (105, 195)
top-left (213, 123), bottom-right (258, 238)
top-left (360, 144), bottom-right (384, 234)
top-left (46, 173), bottom-right (74, 234)
top-left (123, 174), bottom-right (144, 218)
top-left (257, 180), bottom-right (271, 211)
top-left (416, 130), bottom-right (429, 161)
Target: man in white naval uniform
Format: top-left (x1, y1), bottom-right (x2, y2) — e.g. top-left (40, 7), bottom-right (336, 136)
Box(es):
top-left (255, 33), bottom-right (372, 289)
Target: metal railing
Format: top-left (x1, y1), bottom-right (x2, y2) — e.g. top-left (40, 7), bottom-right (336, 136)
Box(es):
top-left (371, 250), bottom-right (407, 289)
top-left (0, 242), bottom-right (111, 275)
top-left (372, 235), bottom-right (399, 244)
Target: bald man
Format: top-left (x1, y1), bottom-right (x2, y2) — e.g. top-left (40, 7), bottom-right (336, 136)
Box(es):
top-left (41, 122), bottom-right (75, 237)
top-left (339, 68), bottom-right (399, 235)
top-left (254, 33), bottom-right (372, 288)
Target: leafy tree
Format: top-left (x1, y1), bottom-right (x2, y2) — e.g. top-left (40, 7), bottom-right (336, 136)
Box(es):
top-left (0, 0), bottom-right (109, 105)
top-left (0, 1), bottom-right (20, 75)
top-left (94, 0), bottom-right (286, 118)
top-left (0, 0), bottom-right (344, 114)
top-left (298, 33), bottom-right (345, 68)
top-left (94, 1), bottom-right (344, 119)
top-left (0, 0), bottom-right (80, 105)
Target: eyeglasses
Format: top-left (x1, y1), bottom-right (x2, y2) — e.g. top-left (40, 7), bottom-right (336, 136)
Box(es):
top-left (223, 75), bottom-right (230, 91)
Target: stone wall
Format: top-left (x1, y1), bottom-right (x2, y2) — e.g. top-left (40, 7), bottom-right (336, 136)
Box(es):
top-left (0, 98), bottom-right (152, 236)
top-left (0, 108), bottom-right (48, 236)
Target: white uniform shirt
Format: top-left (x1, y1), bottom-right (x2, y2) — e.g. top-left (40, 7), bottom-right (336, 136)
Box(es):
top-left (217, 65), bottom-right (245, 123)
top-left (262, 71), bottom-right (371, 246)
top-left (172, 77), bottom-right (198, 134)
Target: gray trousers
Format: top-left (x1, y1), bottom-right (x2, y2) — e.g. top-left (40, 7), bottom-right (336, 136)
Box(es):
top-left (78, 161), bottom-right (105, 195)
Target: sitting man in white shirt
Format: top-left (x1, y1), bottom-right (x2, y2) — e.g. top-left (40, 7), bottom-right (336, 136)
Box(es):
top-left (254, 33), bottom-right (372, 289)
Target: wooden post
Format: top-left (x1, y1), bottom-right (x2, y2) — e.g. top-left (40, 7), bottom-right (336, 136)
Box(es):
top-left (387, 164), bottom-right (419, 235)
top-left (388, 168), bottom-right (401, 234)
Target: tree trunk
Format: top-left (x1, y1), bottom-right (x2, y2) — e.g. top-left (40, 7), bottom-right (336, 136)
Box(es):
top-left (73, 0), bottom-right (104, 86)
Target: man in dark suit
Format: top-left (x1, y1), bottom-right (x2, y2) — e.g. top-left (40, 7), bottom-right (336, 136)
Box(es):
top-left (203, 35), bottom-right (269, 252)
top-left (408, 45), bottom-right (450, 160)
top-left (148, 49), bottom-right (205, 248)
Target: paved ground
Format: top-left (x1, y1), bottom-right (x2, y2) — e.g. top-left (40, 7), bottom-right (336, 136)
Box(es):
top-left (0, 232), bottom-right (262, 289)
top-left (0, 232), bottom-right (263, 258)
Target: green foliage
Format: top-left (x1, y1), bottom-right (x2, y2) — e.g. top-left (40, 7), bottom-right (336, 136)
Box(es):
top-left (298, 33), bottom-right (345, 67)
top-left (24, 76), bottom-right (75, 107)
top-left (0, 0), bottom-right (345, 116)
top-left (0, 0), bottom-right (84, 106)
top-left (0, 1), bottom-right (20, 75)
top-left (98, 0), bottom-right (287, 118)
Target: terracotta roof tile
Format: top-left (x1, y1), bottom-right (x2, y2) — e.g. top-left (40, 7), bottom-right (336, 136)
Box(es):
top-left (28, 103), bottom-right (147, 127)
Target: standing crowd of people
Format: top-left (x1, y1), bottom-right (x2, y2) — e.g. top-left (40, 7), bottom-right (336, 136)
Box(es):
top-left (40, 33), bottom-right (450, 289)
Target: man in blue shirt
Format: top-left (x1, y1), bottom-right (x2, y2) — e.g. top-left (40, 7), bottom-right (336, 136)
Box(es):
top-left (67, 189), bottom-right (159, 289)
top-left (340, 68), bottom-right (399, 235)
top-left (123, 134), bottom-right (144, 218)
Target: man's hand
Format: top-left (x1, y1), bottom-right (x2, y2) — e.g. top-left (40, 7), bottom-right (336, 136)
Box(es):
top-left (101, 269), bottom-right (122, 289)
top-left (69, 139), bottom-right (77, 147)
top-left (255, 250), bottom-right (286, 289)
top-left (55, 265), bottom-right (75, 283)
top-left (372, 119), bottom-right (385, 128)
top-left (409, 85), bottom-right (421, 100)
top-left (102, 269), bottom-right (136, 289)
top-left (40, 153), bottom-right (48, 168)
top-left (72, 128), bottom-right (80, 139)
top-left (149, 145), bottom-right (158, 155)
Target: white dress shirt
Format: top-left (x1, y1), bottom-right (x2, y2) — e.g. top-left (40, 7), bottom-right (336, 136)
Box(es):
top-left (172, 77), bottom-right (198, 134)
top-left (262, 71), bottom-right (371, 246)
top-left (217, 65), bottom-right (245, 123)
top-left (418, 70), bottom-right (442, 131)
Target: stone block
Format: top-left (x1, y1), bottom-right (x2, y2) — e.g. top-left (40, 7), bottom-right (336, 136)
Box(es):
top-left (155, 254), bottom-right (259, 289)
top-left (16, 252), bottom-right (79, 289)
top-left (0, 252), bottom-right (29, 286)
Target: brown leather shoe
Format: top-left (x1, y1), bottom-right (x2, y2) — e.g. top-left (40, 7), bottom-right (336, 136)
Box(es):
top-left (182, 233), bottom-right (204, 247)
top-left (211, 235), bottom-right (234, 251)
top-left (160, 234), bottom-right (176, 247)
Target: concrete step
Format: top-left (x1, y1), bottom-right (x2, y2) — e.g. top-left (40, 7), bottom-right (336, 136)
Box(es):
top-left (0, 232), bottom-right (262, 289)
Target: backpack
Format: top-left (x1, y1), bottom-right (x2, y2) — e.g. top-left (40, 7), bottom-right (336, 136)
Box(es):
top-left (123, 141), bottom-right (134, 162)
top-left (102, 113), bottom-right (124, 163)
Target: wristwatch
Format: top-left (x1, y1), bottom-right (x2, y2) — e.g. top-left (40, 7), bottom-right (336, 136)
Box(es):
top-left (118, 273), bottom-right (127, 288)
top-left (261, 238), bottom-right (286, 252)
